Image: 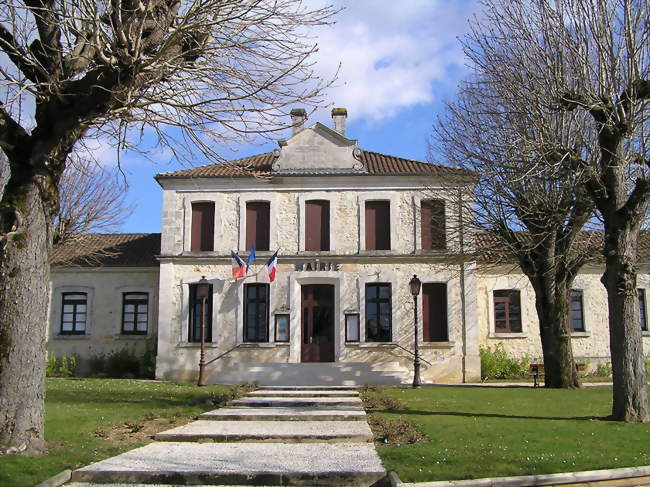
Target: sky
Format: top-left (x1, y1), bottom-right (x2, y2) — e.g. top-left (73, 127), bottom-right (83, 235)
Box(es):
top-left (106, 0), bottom-right (480, 233)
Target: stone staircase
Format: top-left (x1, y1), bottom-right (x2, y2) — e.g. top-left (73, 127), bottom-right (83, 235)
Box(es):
top-left (66, 386), bottom-right (386, 487)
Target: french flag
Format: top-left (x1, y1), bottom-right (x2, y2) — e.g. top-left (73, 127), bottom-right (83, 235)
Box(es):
top-left (231, 251), bottom-right (246, 279)
top-left (266, 251), bottom-right (278, 282)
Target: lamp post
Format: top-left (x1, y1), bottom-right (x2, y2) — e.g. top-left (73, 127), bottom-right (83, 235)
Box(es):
top-left (197, 276), bottom-right (210, 387)
top-left (409, 274), bottom-right (422, 388)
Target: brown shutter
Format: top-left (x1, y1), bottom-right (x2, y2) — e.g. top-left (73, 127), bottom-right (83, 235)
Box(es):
top-left (421, 200), bottom-right (446, 250)
top-left (305, 200), bottom-right (330, 251)
top-left (422, 283), bottom-right (448, 342)
top-left (247, 201), bottom-right (270, 251)
top-left (191, 202), bottom-right (214, 252)
top-left (365, 201), bottom-right (390, 250)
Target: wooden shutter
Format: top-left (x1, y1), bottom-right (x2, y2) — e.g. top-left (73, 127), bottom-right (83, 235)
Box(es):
top-left (421, 200), bottom-right (446, 250)
top-left (305, 200), bottom-right (330, 251)
top-left (422, 283), bottom-right (448, 342)
top-left (191, 202), bottom-right (214, 252)
top-left (246, 201), bottom-right (270, 251)
top-left (365, 201), bottom-right (390, 250)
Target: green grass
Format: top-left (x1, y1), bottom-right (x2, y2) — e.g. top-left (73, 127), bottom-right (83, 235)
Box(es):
top-left (374, 386), bottom-right (650, 482)
top-left (0, 378), bottom-right (242, 487)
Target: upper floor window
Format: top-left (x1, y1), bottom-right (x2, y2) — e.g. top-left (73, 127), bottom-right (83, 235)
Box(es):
top-left (246, 201), bottom-right (270, 251)
top-left (421, 200), bottom-right (446, 250)
top-left (493, 290), bottom-right (521, 333)
top-left (366, 283), bottom-right (392, 342)
top-left (422, 283), bottom-right (448, 342)
top-left (244, 284), bottom-right (269, 342)
top-left (191, 202), bottom-right (214, 252)
top-left (122, 292), bottom-right (148, 335)
top-left (365, 201), bottom-right (391, 250)
top-left (189, 283), bottom-right (213, 342)
top-left (639, 289), bottom-right (648, 331)
top-left (305, 200), bottom-right (330, 251)
top-left (61, 293), bottom-right (87, 334)
top-left (569, 290), bottom-right (585, 332)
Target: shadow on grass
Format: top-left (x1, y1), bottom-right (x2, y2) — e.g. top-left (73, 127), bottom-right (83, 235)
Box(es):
top-left (387, 409), bottom-right (606, 422)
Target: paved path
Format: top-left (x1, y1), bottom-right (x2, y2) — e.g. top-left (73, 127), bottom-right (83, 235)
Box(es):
top-left (67, 386), bottom-right (385, 487)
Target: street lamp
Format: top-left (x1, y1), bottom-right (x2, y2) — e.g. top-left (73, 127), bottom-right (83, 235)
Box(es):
top-left (197, 276), bottom-right (210, 387)
top-left (409, 274), bottom-right (422, 388)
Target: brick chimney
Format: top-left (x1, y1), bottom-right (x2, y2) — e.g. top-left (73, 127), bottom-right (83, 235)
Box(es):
top-left (331, 107), bottom-right (347, 136)
top-left (290, 108), bottom-right (307, 136)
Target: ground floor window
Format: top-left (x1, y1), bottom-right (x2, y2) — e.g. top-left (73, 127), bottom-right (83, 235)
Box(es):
top-left (244, 283), bottom-right (269, 342)
top-left (366, 283), bottom-right (392, 342)
top-left (569, 290), bottom-right (585, 332)
top-left (422, 283), bottom-right (448, 341)
top-left (189, 283), bottom-right (212, 342)
top-left (61, 293), bottom-right (87, 334)
top-left (493, 290), bottom-right (521, 333)
top-left (122, 292), bottom-right (148, 335)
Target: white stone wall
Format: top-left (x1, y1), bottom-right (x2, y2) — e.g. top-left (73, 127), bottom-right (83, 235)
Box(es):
top-left (48, 268), bottom-right (159, 373)
top-left (477, 264), bottom-right (650, 367)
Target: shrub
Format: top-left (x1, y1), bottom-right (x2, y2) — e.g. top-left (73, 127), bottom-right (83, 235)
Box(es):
top-left (479, 345), bottom-right (529, 380)
top-left (88, 345), bottom-right (156, 379)
top-left (140, 346), bottom-right (157, 379)
top-left (594, 362), bottom-right (612, 378)
top-left (46, 352), bottom-right (79, 377)
top-left (368, 416), bottom-right (426, 445)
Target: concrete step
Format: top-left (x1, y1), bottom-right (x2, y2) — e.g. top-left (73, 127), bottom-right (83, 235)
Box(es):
top-left (70, 441), bottom-right (386, 486)
top-left (246, 390), bottom-right (359, 398)
top-left (228, 396), bottom-right (363, 408)
top-left (258, 385), bottom-right (359, 391)
top-left (154, 420), bottom-right (373, 443)
top-left (200, 406), bottom-right (367, 421)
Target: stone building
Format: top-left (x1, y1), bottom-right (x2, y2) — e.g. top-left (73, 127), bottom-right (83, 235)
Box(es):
top-left (48, 109), bottom-right (650, 384)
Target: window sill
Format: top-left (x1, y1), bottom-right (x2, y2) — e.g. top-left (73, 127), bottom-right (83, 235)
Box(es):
top-left (358, 342), bottom-right (397, 348)
top-left (238, 343), bottom-right (278, 348)
top-left (177, 342), bottom-right (220, 348)
top-left (422, 341), bottom-right (456, 349)
top-left (488, 333), bottom-right (528, 339)
top-left (570, 332), bottom-right (591, 338)
top-left (643, 331), bottom-right (650, 337)
top-left (52, 334), bottom-right (91, 340)
top-left (114, 334), bottom-right (152, 340)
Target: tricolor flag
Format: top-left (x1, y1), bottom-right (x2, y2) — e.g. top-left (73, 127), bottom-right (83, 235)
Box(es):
top-left (231, 251), bottom-right (246, 279)
top-left (246, 245), bottom-right (256, 273)
top-left (266, 250), bottom-right (278, 282)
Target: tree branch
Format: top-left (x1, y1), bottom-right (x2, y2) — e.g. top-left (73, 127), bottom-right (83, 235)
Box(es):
top-left (0, 23), bottom-right (47, 83)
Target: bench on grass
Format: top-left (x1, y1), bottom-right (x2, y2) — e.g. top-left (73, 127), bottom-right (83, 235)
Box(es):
top-left (529, 362), bottom-right (587, 387)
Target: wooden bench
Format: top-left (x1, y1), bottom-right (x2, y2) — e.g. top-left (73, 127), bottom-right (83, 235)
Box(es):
top-left (529, 362), bottom-right (586, 387)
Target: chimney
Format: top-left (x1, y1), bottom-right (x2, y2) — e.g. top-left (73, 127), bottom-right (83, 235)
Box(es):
top-left (290, 108), bottom-right (307, 136)
top-left (331, 107), bottom-right (347, 136)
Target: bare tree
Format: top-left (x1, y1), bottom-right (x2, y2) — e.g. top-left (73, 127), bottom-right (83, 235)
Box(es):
top-left (0, 0), bottom-right (338, 454)
top-left (53, 155), bottom-right (133, 245)
top-left (463, 0), bottom-right (649, 421)
top-left (433, 78), bottom-right (598, 388)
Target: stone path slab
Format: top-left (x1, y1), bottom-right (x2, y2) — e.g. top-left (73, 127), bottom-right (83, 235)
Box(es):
top-left (70, 441), bottom-right (386, 486)
top-left (154, 420), bottom-right (373, 443)
top-left (229, 396), bottom-right (363, 408)
top-left (199, 406), bottom-right (367, 422)
top-left (259, 385), bottom-right (359, 390)
top-left (247, 390), bottom-right (359, 398)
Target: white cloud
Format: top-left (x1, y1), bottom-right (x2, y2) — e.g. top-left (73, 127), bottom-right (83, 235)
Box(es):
top-left (309, 0), bottom-right (477, 122)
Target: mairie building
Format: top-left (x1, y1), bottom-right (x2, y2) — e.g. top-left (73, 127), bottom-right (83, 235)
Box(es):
top-left (48, 109), bottom-right (650, 385)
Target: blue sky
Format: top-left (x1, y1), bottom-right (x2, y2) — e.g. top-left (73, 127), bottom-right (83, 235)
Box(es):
top-left (115, 1), bottom-right (479, 233)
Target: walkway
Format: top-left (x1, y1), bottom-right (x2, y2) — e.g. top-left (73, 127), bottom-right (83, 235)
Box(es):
top-left (66, 386), bottom-right (386, 486)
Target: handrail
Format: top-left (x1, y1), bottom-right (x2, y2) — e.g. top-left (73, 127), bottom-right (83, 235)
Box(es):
top-left (392, 343), bottom-right (433, 367)
top-left (204, 344), bottom-right (243, 366)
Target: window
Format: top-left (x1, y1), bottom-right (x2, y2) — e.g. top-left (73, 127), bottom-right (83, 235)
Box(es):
top-left (422, 283), bottom-right (448, 341)
top-left (275, 314), bottom-right (290, 342)
top-left (366, 284), bottom-right (392, 342)
top-left (189, 283), bottom-right (213, 342)
top-left (640, 289), bottom-right (648, 331)
top-left (190, 202), bottom-right (215, 252)
top-left (244, 284), bottom-right (269, 342)
top-left (61, 293), bottom-right (87, 334)
top-left (345, 313), bottom-right (360, 342)
top-left (305, 200), bottom-right (330, 251)
top-left (493, 290), bottom-right (521, 333)
top-left (421, 200), bottom-right (446, 250)
top-left (246, 201), bottom-right (270, 251)
top-left (569, 290), bottom-right (585, 332)
top-left (121, 293), bottom-right (148, 335)
top-left (365, 201), bottom-right (391, 250)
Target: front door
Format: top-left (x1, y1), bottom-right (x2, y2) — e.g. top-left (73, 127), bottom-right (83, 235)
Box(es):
top-left (301, 284), bottom-right (335, 362)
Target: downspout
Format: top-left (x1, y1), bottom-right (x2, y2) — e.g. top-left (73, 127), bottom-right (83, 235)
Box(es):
top-left (459, 187), bottom-right (468, 383)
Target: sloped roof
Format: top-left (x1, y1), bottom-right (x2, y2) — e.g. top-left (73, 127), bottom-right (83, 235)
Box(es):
top-left (51, 233), bottom-right (161, 267)
top-left (155, 149), bottom-right (475, 181)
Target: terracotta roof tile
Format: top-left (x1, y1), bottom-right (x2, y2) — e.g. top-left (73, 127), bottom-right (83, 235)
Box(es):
top-left (51, 233), bottom-right (161, 267)
top-left (155, 150), bottom-right (475, 180)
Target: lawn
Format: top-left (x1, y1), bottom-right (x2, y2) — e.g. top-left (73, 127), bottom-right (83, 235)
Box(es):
top-left (0, 378), bottom-right (243, 487)
top-left (373, 385), bottom-right (650, 482)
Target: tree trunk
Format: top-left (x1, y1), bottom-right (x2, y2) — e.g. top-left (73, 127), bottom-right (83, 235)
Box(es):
top-left (0, 174), bottom-right (52, 455)
top-left (602, 225), bottom-right (649, 422)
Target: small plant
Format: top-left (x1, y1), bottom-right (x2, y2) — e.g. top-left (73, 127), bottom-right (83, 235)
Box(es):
top-left (479, 345), bottom-right (529, 380)
top-left (594, 362), bottom-right (612, 378)
top-left (45, 352), bottom-right (79, 377)
top-left (360, 390), bottom-right (403, 411)
top-left (140, 345), bottom-right (157, 379)
top-left (368, 416), bottom-right (426, 445)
